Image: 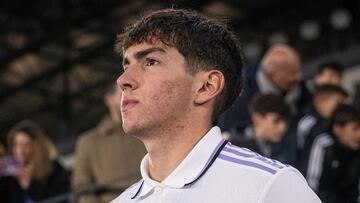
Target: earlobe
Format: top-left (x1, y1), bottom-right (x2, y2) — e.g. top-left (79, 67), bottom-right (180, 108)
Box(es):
top-left (194, 70), bottom-right (225, 105)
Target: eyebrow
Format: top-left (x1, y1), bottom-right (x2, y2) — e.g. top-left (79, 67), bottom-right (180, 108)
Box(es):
top-left (122, 47), bottom-right (166, 67)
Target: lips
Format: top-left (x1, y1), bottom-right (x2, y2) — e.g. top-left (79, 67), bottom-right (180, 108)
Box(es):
top-left (121, 99), bottom-right (139, 113)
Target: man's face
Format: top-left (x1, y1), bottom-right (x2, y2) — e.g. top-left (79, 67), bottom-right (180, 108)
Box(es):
top-left (314, 69), bottom-right (342, 86)
top-left (335, 122), bottom-right (360, 150)
top-left (117, 42), bottom-right (195, 136)
top-left (267, 58), bottom-right (302, 92)
top-left (254, 112), bottom-right (287, 143)
top-left (318, 93), bottom-right (346, 119)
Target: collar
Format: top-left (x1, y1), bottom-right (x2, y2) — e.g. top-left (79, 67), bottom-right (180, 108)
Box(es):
top-left (131, 126), bottom-right (227, 199)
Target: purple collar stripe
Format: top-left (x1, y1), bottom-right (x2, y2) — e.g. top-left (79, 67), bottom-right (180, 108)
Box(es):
top-left (131, 180), bottom-right (144, 199)
top-left (223, 147), bottom-right (284, 169)
top-left (218, 154), bottom-right (277, 175)
top-left (184, 139), bottom-right (228, 186)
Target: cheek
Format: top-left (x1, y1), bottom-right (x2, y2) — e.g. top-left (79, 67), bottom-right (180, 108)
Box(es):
top-left (150, 79), bottom-right (191, 111)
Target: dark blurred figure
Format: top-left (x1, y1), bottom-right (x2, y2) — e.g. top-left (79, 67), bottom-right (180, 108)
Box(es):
top-left (307, 61), bottom-right (344, 93)
top-left (305, 104), bottom-right (360, 203)
top-left (224, 93), bottom-right (290, 158)
top-left (7, 120), bottom-right (70, 203)
top-left (295, 85), bottom-right (348, 171)
top-left (0, 176), bottom-right (26, 203)
top-left (217, 44), bottom-right (311, 131)
top-left (0, 141), bottom-right (26, 203)
top-left (0, 142), bottom-right (5, 157)
top-left (72, 83), bottom-right (146, 203)
top-left (218, 44), bottom-right (311, 165)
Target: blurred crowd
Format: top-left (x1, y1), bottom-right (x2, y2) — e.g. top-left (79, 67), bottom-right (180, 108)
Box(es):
top-left (0, 44), bottom-right (359, 203)
top-left (219, 44), bottom-right (360, 203)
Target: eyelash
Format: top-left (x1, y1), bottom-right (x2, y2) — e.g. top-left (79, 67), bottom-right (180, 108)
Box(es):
top-left (144, 58), bottom-right (159, 66)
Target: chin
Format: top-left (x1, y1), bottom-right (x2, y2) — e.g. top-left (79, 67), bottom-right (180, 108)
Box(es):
top-left (123, 123), bottom-right (143, 136)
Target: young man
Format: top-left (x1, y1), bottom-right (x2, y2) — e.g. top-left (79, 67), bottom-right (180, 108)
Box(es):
top-left (224, 93), bottom-right (290, 158)
top-left (306, 104), bottom-right (360, 202)
top-left (112, 9), bottom-right (320, 202)
top-left (295, 84), bottom-right (348, 172)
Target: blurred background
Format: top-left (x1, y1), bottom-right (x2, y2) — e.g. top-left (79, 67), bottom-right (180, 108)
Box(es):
top-left (0, 0), bottom-right (359, 166)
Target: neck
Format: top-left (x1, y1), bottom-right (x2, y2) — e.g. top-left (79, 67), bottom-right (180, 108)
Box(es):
top-left (142, 117), bottom-right (211, 182)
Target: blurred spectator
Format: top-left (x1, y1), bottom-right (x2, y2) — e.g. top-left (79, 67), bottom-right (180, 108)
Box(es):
top-left (307, 61), bottom-right (344, 93)
top-left (217, 44), bottom-right (311, 131)
top-left (305, 104), bottom-right (360, 202)
top-left (0, 142), bottom-right (5, 158)
top-left (223, 93), bottom-right (290, 158)
top-left (0, 141), bottom-right (26, 203)
top-left (72, 83), bottom-right (146, 203)
top-left (296, 84), bottom-right (348, 171)
top-left (7, 120), bottom-right (70, 203)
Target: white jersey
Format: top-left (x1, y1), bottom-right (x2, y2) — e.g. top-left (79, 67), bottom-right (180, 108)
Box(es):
top-left (111, 127), bottom-right (320, 203)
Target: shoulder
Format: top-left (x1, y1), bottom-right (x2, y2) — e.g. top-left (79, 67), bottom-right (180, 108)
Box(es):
top-left (76, 128), bottom-right (99, 146)
top-left (297, 114), bottom-right (318, 129)
top-left (110, 180), bottom-right (143, 203)
top-left (311, 133), bottom-right (334, 149)
top-left (213, 143), bottom-right (320, 202)
top-left (218, 143), bottom-right (289, 176)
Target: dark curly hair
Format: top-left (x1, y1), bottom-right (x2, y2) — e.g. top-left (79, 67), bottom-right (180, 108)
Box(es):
top-left (115, 8), bottom-right (244, 118)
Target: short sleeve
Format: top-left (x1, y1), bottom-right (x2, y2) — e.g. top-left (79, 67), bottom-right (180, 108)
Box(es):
top-left (259, 167), bottom-right (321, 203)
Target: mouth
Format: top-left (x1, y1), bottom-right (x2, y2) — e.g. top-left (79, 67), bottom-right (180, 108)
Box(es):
top-left (121, 99), bottom-right (139, 113)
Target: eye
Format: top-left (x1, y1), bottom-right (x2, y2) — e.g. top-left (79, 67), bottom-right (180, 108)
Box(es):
top-left (145, 58), bottom-right (159, 66)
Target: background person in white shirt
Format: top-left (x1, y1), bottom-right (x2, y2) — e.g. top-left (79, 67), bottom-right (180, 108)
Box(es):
top-left (112, 8), bottom-right (320, 203)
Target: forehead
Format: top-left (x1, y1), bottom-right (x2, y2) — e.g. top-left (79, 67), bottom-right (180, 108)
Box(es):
top-left (14, 132), bottom-right (32, 142)
top-left (321, 68), bottom-right (341, 75)
top-left (123, 41), bottom-right (170, 57)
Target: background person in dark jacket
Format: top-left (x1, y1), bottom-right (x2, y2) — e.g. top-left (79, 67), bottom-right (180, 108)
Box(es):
top-left (295, 84), bottom-right (348, 171)
top-left (224, 93), bottom-right (290, 159)
top-left (217, 44), bottom-right (310, 131)
top-left (305, 104), bottom-right (360, 203)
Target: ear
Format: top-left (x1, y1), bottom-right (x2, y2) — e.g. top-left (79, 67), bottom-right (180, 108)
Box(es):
top-left (194, 70), bottom-right (225, 105)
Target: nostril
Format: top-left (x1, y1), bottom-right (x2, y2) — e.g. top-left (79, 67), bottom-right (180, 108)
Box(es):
top-left (117, 72), bottom-right (136, 91)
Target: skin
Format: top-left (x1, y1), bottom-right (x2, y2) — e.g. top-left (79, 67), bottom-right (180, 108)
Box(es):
top-left (252, 112), bottom-right (287, 143)
top-left (117, 41), bottom-right (224, 182)
top-left (13, 132), bottom-right (33, 165)
top-left (314, 93), bottom-right (347, 119)
top-left (314, 69), bottom-right (342, 86)
top-left (334, 122), bottom-right (360, 150)
top-left (12, 132), bottom-right (33, 189)
top-left (262, 44), bottom-right (303, 92)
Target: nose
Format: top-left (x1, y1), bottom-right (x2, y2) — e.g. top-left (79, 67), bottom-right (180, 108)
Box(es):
top-left (117, 67), bottom-right (138, 91)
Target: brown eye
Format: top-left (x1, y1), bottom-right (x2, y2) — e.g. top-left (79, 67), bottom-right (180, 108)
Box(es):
top-left (145, 58), bottom-right (159, 66)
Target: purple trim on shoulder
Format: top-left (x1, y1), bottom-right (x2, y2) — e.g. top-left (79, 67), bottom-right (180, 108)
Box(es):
top-left (223, 146), bottom-right (255, 158)
top-left (223, 146), bottom-right (285, 169)
top-left (218, 154), bottom-right (277, 174)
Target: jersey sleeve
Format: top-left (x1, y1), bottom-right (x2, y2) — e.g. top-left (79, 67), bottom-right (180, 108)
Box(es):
top-left (259, 167), bottom-right (321, 203)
